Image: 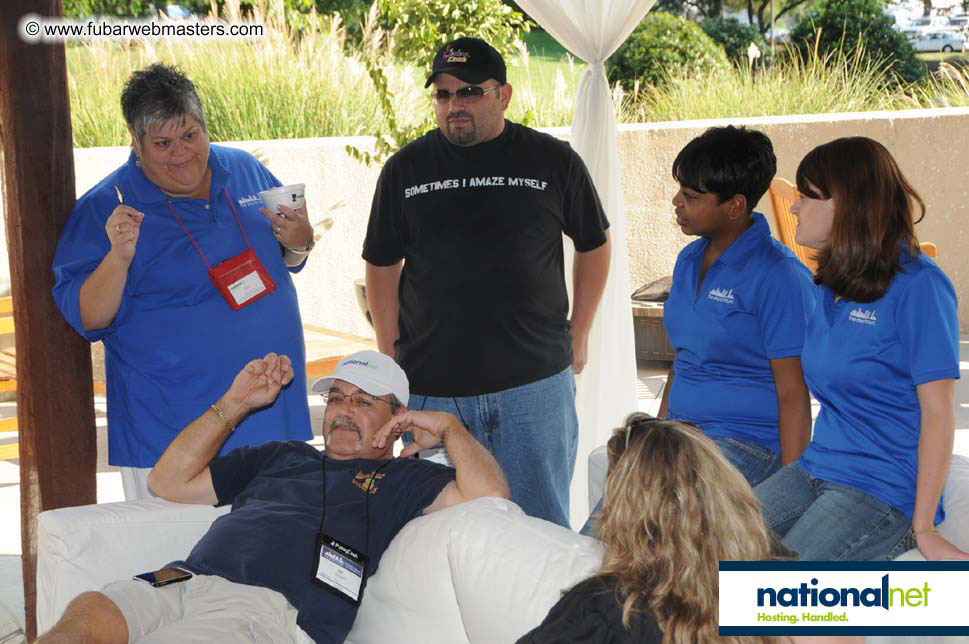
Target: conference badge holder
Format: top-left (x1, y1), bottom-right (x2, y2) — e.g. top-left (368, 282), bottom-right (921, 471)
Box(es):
top-left (312, 532), bottom-right (369, 606)
top-left (208, 248), bottom-right (276, 310)
top-left (166, 188), bottom-right (276, 311)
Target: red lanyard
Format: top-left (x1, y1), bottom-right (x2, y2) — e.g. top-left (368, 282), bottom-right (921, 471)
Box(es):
top-left (165, 187), bottom-right (253, 269)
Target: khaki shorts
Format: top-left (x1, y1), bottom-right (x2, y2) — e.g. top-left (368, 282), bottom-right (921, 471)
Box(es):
top-left (100, 573), bottom-right (313, 644)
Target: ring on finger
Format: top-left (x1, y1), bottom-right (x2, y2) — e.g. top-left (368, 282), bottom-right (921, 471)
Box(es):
top-left (115, 224), bottom-right (122, 233)
top-left (274, 225), bottom-right (281, 234)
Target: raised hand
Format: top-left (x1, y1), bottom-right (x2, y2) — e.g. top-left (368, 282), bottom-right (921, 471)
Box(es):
top-left (105, 205), bottom-right (144, 265)
top-left (372, 410), bottom-right (457, 457)
top-left (225, 353), bottom-right (294, 414)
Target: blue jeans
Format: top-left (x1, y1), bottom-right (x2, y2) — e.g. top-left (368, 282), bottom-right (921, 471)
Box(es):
top-left (580, 436), bottom-right (778, 538)
top-left (409, 368), bottom-right (578, 528)
top-left (755, 462), bottom-right (915, 560)
top-left (711, 436), bottom-right (780, 488)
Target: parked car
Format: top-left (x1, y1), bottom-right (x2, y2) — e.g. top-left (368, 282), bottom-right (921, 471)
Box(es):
top-left (906, 30), bottom-right (967, 51)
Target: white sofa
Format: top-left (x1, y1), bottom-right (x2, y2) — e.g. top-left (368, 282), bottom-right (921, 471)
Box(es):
top-left (36, 455), bottom-right (969, 643)
top-left (36, 496), bottom-right (603, 643)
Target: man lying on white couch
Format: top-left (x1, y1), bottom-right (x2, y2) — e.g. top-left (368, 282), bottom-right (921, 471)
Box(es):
top-left (37, 350), bottom-right (509, 644)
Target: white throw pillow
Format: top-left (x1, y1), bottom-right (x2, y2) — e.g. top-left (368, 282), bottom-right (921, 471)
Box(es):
top-left (447, 502), bottom-right (605, 644)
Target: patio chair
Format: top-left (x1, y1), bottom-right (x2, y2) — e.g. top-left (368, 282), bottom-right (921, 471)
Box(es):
top-left (0, 296), bottom-right (106, 461)
top-left (767, 178), bottom-right (817, 273)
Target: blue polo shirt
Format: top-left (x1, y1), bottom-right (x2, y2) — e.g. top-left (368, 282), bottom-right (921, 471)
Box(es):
top-left (799, 249), bottom-right (959, 523)
top-left (52, 145), bottom-right (312, 467)
top-left (664, 212), bottom-right (814, 454)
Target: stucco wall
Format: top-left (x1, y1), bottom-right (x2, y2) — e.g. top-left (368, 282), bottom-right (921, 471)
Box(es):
top-left (621, 109), bottom-right (969, 333)
top-left (68, 107), bottom-right (969, 334)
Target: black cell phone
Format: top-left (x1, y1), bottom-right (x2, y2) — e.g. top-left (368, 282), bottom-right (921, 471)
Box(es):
top-left (133, 566), bottom-right (193, 587)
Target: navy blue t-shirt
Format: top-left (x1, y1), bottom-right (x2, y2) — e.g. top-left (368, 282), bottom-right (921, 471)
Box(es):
top-left (181, 441), bottom-right (455, 643)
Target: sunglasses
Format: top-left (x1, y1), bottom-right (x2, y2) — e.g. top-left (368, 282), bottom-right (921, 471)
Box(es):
top-left (430, 85), bottom-right (501, 105)
top-left (614, 416), bottom-right (664, 450)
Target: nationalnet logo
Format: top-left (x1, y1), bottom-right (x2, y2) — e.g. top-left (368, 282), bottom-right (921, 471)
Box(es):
top-left (719, 562), bottom-right (969, 636)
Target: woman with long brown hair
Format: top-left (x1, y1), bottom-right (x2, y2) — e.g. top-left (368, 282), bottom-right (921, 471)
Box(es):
top-left (755, 137), bottom-right (967, 561)
top-left (518, 415), bottom-right (779, 643)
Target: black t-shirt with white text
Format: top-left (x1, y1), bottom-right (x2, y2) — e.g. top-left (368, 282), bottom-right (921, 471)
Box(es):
top-left (363, 121), bottom-right (609, 396)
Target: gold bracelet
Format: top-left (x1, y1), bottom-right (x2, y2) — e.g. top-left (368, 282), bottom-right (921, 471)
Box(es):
top-left (211, 403), bottom-right (234, 432)
top-left (912, 527), bottom-right (938, 538)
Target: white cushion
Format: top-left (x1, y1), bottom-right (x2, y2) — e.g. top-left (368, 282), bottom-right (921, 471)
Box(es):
top-left (346, 498), bottom-right (494, 644)
top-left (447, 500), bottom-right (604, 644)
top-left (36, 499), bottom-right (228, 634)
top-left (587, 445), bottom-right (608, 511)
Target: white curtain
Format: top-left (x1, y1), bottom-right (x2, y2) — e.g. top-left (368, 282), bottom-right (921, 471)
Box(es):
top-left (516, 0), bottom-right (656, 527)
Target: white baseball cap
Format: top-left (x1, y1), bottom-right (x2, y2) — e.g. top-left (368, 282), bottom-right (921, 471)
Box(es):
top-left (311, 350), bottom-right (409, 407)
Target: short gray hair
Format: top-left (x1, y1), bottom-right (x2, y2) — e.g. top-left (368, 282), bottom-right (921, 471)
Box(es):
top-left (121, 63), bottom-right (207, 144)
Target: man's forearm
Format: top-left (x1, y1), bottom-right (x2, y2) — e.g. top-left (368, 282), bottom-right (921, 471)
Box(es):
top-left (443, 417), bottom-right (510, 501)
top-left (148, 394), bottom-right (249, 501)
top-left (570, 232), bottom-right (611, 336)
top-left (365, 261), bottom-right (402, 356)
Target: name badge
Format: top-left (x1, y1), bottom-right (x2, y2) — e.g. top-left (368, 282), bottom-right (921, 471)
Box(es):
top-left (312, 532), bottom-right (369, 605)
top-left (207, 248), bottom-right (277, 311)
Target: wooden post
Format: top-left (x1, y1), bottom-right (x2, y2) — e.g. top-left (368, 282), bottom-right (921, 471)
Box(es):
top-left (0, 1), bottom-right (98, 638)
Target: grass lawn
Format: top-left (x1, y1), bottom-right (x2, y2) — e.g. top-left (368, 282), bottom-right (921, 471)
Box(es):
top-left (918, 50), bottom-right (969, 72)
top-left (523, 29), bottom-right (571, 62)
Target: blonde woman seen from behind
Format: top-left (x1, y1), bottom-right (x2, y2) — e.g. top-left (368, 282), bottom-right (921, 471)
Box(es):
top-left (518, 414), bottom-right (779, 644)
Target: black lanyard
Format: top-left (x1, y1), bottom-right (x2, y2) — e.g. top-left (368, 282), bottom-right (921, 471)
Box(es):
top-left (318, 454), bottom-right (394, 555)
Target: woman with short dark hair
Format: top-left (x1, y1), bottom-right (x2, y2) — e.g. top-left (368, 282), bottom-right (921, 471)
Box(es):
top-left (755, 137), bottom-right (967, 561)
top-left (53, 64), bottom-right (316, 498)
top-left (659, 126), bottom-right (815, 487)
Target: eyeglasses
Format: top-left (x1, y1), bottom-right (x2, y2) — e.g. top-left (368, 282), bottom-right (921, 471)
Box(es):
top-left (430, 85), bottom-right (501, 105)
top-left (322, 390), bottom-right (393, 409)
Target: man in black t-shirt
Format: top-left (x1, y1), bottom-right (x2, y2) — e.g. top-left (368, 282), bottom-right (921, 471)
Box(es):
top-left (364, 36), bottom-right (611, 528)
top-left (37, 351), bottom-right (509, 644)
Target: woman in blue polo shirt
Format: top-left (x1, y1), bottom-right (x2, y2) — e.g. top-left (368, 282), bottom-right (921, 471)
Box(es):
top-left (658, 126), bottom-right (814, 487)
top-left (755, 137), bottom-right (967, 561)
top-left (52, 64), bottom-right (316, 499)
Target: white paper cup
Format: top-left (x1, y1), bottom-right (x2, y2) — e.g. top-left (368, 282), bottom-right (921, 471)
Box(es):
top-left (258, 183), bottom-right (305, 213)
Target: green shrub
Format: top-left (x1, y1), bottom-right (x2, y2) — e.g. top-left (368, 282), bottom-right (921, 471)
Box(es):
top-left (378, 0), bottom-right (530, 68)
top-left (790, 0), bottom-right (925, 83)
top-left (700, 16), bottom-right (769, 65)
top-left (607, 12), bottom-right (730, 89)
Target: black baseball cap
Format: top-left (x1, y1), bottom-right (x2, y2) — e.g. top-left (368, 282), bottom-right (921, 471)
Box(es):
top-left (425, 37), bottom-right (507, 88)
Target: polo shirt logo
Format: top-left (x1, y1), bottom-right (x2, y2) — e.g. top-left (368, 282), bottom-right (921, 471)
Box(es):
top-left (238, 194), bottom-right (261, 207)
top-left (849, 308), bottom-right (878, 326)
top-left (708, 288), bottom-right (735, 304)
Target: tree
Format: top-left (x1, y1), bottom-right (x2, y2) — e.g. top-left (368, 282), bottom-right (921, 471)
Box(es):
top-left (608, 12), bottom-right (730, 88)
top-left (701, 16), bottom-right (769, 63)
top-left (790, 0), bottom-right (926, 83)
top-left (745, 0), bottom-right (812, 34)
top-left (379, 0), bottom-right (530, 67)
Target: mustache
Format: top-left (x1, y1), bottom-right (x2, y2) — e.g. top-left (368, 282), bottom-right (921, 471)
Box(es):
top-left (325, 416), bottom-right (363, 450)
top-left (447, 112), bottom-right (472, 121)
